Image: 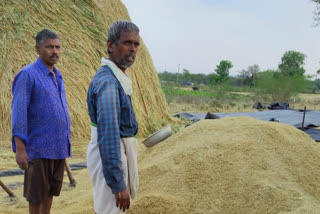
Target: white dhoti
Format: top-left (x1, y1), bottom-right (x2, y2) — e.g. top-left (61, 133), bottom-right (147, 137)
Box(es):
top-left (87, 125), bottom-right (139, 214)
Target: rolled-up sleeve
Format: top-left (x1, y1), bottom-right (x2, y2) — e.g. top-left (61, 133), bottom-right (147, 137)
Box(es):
top-left (96, 79), bottom-right (126, 193)
top-left (11, 70), bottom-right (33, 152)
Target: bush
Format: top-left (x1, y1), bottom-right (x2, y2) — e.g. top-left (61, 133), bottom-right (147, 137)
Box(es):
top-left (255, 72), bottom-right (310, 102)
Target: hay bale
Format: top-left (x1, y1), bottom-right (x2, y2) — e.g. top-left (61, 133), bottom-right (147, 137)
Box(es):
top-left (0, 0), bottom-right (171, 141)
top-left (130, 117), bottom-right (320, 213)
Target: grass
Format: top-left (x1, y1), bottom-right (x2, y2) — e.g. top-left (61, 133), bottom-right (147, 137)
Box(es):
top-left (161, 83), bottom-right (320, 114)
top-left (162, 87), bottom-right (218, 97)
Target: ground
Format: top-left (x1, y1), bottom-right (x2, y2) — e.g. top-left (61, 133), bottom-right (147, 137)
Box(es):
top-left (0, 92), bottom-right (319, 213)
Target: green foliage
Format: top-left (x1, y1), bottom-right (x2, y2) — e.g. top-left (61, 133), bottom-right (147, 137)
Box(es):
top-left (162, 87), bottom-right (218, 97)
top-left (239, 64), bottom-right (260, 87)
top-left (160, 81), bottom-right (261, 113)
top-left (278, 50), bottom-right (306, 76)
top-left (255, 70), bottom-right (310, 102)
top-left (215, 82), bottom-right (232, 100)
top-left (209, 73), bottom-right (219, 84)
top-left (315, 79), bottom-right (320, 88)
top-left (214, 60), bottom-right (233, 83)
top-left (158, 71), bottom-right (179, 82)
top-left (311, 72), bottom-right (320, 92)
top-left (183, 69), bottom-right (191, 80)
top-left (158, 71), bottom-right (212, 85)
top-left (191, 73), bottom-right (212, 85)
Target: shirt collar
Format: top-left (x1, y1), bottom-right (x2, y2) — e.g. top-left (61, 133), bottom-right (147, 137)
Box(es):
top-left (35, 57), bottom-right (60, 77)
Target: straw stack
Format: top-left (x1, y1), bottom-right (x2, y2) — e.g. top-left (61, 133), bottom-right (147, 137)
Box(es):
top-left (0, 0), bottom-right (171, 141)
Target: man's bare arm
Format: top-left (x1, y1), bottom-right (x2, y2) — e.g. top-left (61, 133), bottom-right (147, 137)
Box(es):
top-left (14, 136), bottom-right (29, 170)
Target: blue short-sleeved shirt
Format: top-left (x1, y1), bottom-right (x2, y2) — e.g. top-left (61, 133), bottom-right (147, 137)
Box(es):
top-left (11, 58), bottom-right (71, 160)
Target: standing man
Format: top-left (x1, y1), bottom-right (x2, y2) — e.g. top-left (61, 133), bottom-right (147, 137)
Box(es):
top-left (87, 20), bottom-right (140, 214)
top-left (11, 29), bottom-right (71, 214)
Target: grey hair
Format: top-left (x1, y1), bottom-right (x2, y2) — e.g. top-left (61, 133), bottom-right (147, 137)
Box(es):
top-left (36, 29), bottom-right (60, 45)
top-left (108, 20), bottom-right (139, 44)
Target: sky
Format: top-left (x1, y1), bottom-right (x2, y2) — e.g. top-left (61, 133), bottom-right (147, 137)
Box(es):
top-left (120, 0), bottom-right (320, 76)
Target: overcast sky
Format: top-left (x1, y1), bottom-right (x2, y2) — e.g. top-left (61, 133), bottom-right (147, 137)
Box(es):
top-left (121, 0), bottom-right (320, 76)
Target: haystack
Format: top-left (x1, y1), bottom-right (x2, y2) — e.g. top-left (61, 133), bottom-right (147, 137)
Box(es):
top-left (129, 117), bottom-right (320, 214)
top-left (0, 0), bottom-right (171, 141)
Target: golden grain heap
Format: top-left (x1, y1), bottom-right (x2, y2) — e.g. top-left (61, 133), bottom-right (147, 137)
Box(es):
top-left (129, 117), bottom-right (320, 214)
top-left (0, 0), bottom-right (171, 142)
top-left (2, 117), bottom-right (320, 213)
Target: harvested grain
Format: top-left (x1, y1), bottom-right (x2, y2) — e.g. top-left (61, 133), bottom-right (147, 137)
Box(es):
top-left (2, 117), bottom-right (320, 213)
top-left (129, 117), bottom-right (320, 214)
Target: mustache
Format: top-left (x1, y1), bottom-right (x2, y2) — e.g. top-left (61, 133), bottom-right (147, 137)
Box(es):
top-left (126, 53), bottom-right (135, 57)
top-left (49, 54), bottom-right (59, 59)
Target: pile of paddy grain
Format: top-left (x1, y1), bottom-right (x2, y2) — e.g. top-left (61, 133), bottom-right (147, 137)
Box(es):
top-left (129, 117), bottom-right (320, 214)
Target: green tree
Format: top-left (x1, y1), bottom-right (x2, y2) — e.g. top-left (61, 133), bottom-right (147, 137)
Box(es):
top-left (278, 50), bottom-right (306, 76)
top-left (158, 71), bottom-right (176, 82)
top-left (239, 64), bottom-right (260, 87)
top-left (214, 60), bottom-right (232, 83)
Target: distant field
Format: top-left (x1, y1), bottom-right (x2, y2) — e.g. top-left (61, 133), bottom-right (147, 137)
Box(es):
top-left (161, 85), bottom-right (320, 114)
top-left (162, 87), bottom-right (218, 97)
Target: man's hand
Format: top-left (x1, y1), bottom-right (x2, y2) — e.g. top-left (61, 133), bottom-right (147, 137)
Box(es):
top-left (115, 188), bottom-right (130, 212)
top-left (14, 137), bottom-right (29, 170)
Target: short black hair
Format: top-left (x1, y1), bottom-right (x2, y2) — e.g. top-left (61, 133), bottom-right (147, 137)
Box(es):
top-left (36, 29), bottom-right (60, 45)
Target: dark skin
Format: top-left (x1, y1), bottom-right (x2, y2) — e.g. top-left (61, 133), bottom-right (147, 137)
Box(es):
top-left (107, 30), bottom-right (140, 73)
top-left (36, 38), bottom-right (61, 73)
top-left (15, 137), bottom-right (28, 170)
top-left (14, 38), bottom-right (61, 214)
top-left (107, 30), bottom-right (140, 212)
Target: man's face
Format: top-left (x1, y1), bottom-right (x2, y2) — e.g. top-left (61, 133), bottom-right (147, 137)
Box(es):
top-left (36, 38), bottom-right (61, 67)
top-left (108, 30), bottom-right (140, 71)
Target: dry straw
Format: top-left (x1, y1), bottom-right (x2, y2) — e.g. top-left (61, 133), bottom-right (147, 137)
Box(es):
top-left (0, 0), bottom-right (172, 141)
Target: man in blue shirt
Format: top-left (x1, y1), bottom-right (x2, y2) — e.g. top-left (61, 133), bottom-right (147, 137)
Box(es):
top-left (11, 29), bottom-right (71, 214)
top-left (87, 20), bottom-right (140, 214)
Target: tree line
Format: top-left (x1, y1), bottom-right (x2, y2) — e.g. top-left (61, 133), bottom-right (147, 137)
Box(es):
top-left (158, 50), bottom-right (320, 101)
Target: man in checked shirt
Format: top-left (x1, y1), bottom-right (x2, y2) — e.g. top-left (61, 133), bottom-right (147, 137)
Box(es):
top-left (11, 29), bottom-right (71, 214)
top-left (87, 20), bottom-right (140, 214)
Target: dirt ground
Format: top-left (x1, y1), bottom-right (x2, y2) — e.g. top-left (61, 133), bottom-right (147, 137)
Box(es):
top-left (0, 140), bottom-right (147, 214)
